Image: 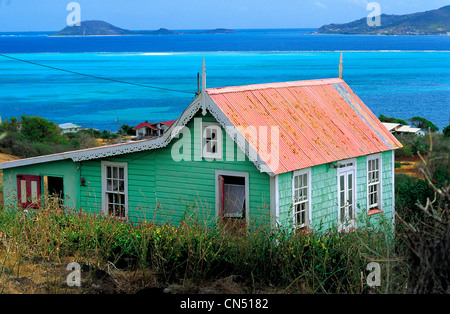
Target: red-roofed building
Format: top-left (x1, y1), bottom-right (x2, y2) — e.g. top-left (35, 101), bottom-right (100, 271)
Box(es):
top-left (133, 120), bottom-right (176, 139)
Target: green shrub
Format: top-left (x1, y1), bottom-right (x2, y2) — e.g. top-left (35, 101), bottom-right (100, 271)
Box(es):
top-left (443, 125), bottom-right (450, 138)
top-left (0, 201), bottom-right (405, 293)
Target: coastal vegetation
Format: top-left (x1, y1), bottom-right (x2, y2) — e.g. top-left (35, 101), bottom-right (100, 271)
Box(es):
top-left (0, 115), bottom-right (132, 159)
top-left (0, 145), bottom-right (447, 294)
top-left (378, 114), bottom-right (408, 125)
top-left (408, 117), bottom-right (439, 133)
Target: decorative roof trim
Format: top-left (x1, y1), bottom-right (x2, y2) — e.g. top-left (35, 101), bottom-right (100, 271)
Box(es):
top-left (203, 94), bottom-right (275, 176)
top-left (0, 95), bottom-right (202, 170)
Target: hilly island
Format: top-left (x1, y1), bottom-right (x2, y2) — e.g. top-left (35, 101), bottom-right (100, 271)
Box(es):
top-left (52, 20), bottom-right (235, 36)
top-left (316, 5), bottom-right (449, 35)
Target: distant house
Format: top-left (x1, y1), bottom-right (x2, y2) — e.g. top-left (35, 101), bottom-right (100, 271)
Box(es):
top-left (0, 60), bottom-right (402, 233)
top-left (381, 122), bottom-right (425, 136)
top-left (133, 120), bottom-right (175, 139)
top-left (381, 122), bottom-right (402, 133)
top-left (395, 125), bottom-right (426, 136)
top-left (59, 123), bottom-right (82, 134)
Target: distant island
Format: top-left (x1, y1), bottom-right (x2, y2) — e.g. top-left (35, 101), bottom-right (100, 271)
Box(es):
top-left (51, 20), bottom-right (236, 36)
top-left (316, 5), bottom-right (449, 35)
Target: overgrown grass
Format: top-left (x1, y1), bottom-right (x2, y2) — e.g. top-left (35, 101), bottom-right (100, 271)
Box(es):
top-left (0, 198), bottom-right (409, 294)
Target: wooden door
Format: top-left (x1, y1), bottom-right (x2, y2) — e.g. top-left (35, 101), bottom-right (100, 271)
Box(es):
top-left (17, 175), bottom-right (41, 208)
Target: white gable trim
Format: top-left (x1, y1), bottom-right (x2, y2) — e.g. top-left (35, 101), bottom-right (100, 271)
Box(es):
top-left (0, 92), bottom-right (275, 176)
top-left (0, 95), bottom-right (201, 170)
top-left (0, 92), bottom-right (273, 175)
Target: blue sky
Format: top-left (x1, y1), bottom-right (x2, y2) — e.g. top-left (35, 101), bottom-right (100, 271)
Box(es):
top-left (0, 0), bottom-right (447, 31)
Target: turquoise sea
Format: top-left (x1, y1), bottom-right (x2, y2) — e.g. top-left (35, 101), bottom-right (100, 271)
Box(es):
top-left (0, 29), bottom-right (449, 131)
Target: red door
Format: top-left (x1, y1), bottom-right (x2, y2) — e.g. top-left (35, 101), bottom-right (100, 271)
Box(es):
top-left (17, 175), bottom-right (41, 208)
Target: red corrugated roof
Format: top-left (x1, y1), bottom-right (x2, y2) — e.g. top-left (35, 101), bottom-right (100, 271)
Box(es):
top-left (160, 120), bottom-right (176, 127)
top-left (133, 120), bottom-right (176, 130)
top-left (207, 78), bottom-right (402, 175)
top-left (133, 122), bottom-right (158, 130)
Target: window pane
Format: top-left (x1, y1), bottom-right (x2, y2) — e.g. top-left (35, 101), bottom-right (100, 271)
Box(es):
top-left (20, 180), bottom-right (27, 203)
top-left (340, 175), bottom-right (345, 191)
top-left (31, 181), bottom-right (38, 201)
top-left (119, 168), bottom-right (124, 180)
top-left (107, 167), bottom-right (111, 179)
top-left (113, 167), bottom-right (118, 179)
top-left (340, 191), bottom-right (345, 207)
top-left (348, 173), bottom-right (352, 189)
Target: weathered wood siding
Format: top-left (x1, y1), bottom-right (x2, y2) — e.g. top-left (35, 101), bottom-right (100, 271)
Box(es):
top-left (278, 151), bottom-right (395, 232)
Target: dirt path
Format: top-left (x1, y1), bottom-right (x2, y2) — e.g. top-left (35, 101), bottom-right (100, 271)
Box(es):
top-left (395, 155), bottom-right (424, 179)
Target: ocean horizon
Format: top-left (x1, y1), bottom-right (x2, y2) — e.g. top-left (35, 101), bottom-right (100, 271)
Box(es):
top-left (0, 29), bottom-right (448, 131)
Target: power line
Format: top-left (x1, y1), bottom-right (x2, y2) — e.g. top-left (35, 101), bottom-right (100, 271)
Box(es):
top-left (0, 53), bottom-right (194, 95)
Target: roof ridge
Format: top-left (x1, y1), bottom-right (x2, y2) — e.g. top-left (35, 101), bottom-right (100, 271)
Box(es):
top-left (207, 78), bottom-right (344, 95)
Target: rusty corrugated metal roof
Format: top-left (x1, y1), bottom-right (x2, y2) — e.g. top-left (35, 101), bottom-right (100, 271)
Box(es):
top-left (207, 78), bottom-right (402, 175)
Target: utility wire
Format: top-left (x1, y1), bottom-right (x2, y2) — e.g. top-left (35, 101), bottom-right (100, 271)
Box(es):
top-left (0, 53), bottom-right (194, 95)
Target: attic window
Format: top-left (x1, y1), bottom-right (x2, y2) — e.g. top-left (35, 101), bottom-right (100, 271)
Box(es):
top-left (201, 122), bottom-right (222, 159)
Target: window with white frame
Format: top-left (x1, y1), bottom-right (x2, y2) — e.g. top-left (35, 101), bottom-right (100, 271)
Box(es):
top-left (367, 155), bottom-right (381, 210)
top-left (202, 122), bottom-right (222, 159)
top-left (102, 161), bottom-right (128, 218)
top-left (292, 169), bottom-right (310, 229)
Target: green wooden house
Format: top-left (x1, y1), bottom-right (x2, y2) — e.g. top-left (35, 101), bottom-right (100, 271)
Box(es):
top-left (0, 60), bottom-right (402, 232)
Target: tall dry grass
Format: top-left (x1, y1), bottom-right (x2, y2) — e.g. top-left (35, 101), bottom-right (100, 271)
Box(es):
top-left (0, 194), bottom-right (410, 294)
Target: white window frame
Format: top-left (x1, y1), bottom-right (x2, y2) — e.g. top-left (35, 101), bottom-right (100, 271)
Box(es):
top-left (292, 168), bottom-right (311, 229)
top-left (337, 158), bottom-right (357, 231)
top-left (215, 170), bottom-right (249, 226)
top-left (367, 153), bottom-right (382, 211)
top-left (201, 122), bottom-right (223, 160)
top-left (101, 161), bottom-right (128, 218)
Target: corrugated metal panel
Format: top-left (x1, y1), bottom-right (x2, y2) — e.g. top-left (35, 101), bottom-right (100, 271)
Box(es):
top-left (208, 78), bottom-right (402, 175)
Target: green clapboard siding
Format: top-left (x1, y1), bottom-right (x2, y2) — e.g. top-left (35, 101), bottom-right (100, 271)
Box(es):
top-left (2, 110), bottom-right (395, 233)
top-left (79, 111), bottom-right (271, 227)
